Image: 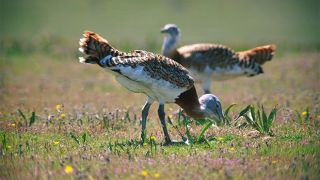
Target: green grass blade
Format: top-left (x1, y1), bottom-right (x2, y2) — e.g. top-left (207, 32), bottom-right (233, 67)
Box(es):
top-left (257, 109), bottom-right (264, 133)
top-left (250, 106), bottom-right (256, 122)
top-left (196, 121), bottom-right (213, 143)
top-left (70, 132), bottom-right (80, 145)
top-left (18, 109), bottom-right (28, 126)
top-left (250, 106), bottom-right (264, 132)
top-left (82, 132), bottom-right (87, 144)
top-left (124, 111), bottom-right (131, 122)
top-left (224, 104), bottom-right (237, 116)
top-left (29, 112), bottom-right (36, 127)
top-left (185, 128), bottom-right (194, 145)
top-left (142, 129), bottom-right (147, 144)
top-left (195, 118), bottom-right (207, 125)
top-left (167, 116), bottom-right (173, 125)
top-left (261, 106), bottom-right (268, 131)
top-left (235, 105), bottom-right (251, 121)
top-left (267, 107), bottom-right (278, 128)
top-left (103, 116), bottom-right (109, 129)
top-left (183, 116), bottom-right (194, 144)
top-left (1, 134), bottom-right (7, 153)
top-left (254, 109), bottom-right (264, 134)
top-left (183, 116), bottom-right (189, 126)
top-left (243, 114), bottom-right (254, 127)
top-left (224, 103), bottom-right (236, 125)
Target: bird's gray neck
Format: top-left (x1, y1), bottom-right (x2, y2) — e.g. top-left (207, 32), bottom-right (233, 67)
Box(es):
top-left (186, 105), bottom-right (206, 119)
top-left (175, 86), bottom-right (206, 119)
top-left (162, 35), bottom-right (180, 57)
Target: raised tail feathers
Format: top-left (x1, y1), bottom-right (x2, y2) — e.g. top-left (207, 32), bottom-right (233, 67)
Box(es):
top-left (78, 31), bottom-right (117, 64)
top-left (238, 44), bottom-right (276, 65)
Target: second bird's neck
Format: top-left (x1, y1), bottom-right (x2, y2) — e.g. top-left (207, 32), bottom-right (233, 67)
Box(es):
top-left (162, 35), bottom-right (179, 57)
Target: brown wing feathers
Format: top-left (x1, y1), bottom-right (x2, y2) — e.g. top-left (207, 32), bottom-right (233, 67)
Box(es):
top-left (79, 31), bottom-right (194, 89)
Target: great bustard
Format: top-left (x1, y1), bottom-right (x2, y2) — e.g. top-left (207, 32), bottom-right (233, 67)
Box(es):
top-left (161, 24), bottom-right (276, 94)
top-left (79, 31), bottom-right (225, 144)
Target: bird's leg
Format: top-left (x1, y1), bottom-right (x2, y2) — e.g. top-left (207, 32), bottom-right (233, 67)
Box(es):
top-left (141, 98), bottom-right (153, 144)
top-left (158, 104), bottom-right (172, 144)
top-left (202, 80), bottom-right (211, 94)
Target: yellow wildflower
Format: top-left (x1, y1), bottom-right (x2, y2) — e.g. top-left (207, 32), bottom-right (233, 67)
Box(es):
top-left (217, 137), bottom-right (224, 141)
top-left (64, 165), bottom-right (73, 174)
top-left (53, 141), bottom-right (59, 145)
top-left (153, 173), bottom-right (160, 178)
top-left (11, 123), bottom-right (16, 127)
top-left (143, 142), bottom-right (147, 146)
top-left (230, 147), bottom-right (235, 151)
top-left (60, 113), bottom-right (66, 118)
top-left (168, 114), bottom-right (173, 119)
top-left (7, 145), bottom-right (11, 149)
top-left (150, 135), bottom-right (156, 141)
top-left (301, 111), bottom-right (307, 116)
top-left (141, 170), bottom-right (148, 177)
top-left (272, 160), bottom-right (277, 164)
top-left (56, 104), bottom-right (62, 110)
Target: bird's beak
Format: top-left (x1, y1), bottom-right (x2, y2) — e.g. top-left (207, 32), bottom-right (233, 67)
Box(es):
top-left (160, 28), bottom-right (167, 33)
top-left (216, 109), bottom-right (226, 124)
top-left (220, 111), bottom-right (226, 124)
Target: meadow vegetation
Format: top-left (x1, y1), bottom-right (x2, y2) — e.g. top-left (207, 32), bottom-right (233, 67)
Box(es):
top-left (0, 37), bottom-right (319, 179)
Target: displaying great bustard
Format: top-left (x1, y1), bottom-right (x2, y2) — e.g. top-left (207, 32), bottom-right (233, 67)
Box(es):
top-left (79, 31), bottom-right (225, 144)
top-left (161, 24), bottom-right (276, 94)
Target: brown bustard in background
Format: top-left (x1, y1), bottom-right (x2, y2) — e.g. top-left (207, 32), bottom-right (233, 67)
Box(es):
top-left (79, 31), bottom-right (225, 144)
top-left (161, 24), bottom-right (276, 94)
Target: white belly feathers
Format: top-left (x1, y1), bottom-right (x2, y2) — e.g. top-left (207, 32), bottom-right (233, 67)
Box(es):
top-left (190, 64), bottom-right (249, 81)
top-left (112, 65), bottom-right (188, 103)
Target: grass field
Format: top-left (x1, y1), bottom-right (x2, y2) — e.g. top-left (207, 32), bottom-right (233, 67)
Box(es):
top-left (1, 0), bottom-right (320, 179)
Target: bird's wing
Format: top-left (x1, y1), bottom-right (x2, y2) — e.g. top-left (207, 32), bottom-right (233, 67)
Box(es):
top-left (177, 43), bottom-right (239, 70)
top-left (105, 52), bottom-right (195, 89)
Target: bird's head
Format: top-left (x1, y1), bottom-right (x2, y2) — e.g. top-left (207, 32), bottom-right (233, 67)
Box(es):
top-left (199, 94), bottom-right (225, 123)
top-left (160, 24), bottom-right (181, 56)
top-left (160, 24), bottom-right (181, 38)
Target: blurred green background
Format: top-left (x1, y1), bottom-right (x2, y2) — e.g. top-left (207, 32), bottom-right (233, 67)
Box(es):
top-left (1, 0), bottom-right (319, 52)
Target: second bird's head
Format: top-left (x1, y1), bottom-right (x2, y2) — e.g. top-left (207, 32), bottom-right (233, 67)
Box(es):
top-left (161, 24), bottom-right (181, 38)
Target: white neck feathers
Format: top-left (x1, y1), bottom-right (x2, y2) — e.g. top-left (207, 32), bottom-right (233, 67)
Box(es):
top-left (162, 35), bottom-right (180, 57)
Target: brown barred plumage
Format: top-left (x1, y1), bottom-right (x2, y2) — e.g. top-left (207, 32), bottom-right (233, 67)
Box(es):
top-left (79, 31), bottom-right (193, 89)
top-left (170, 43), bottom-right (276, 73)
top-left (171, 43), bottom-right (239, 71)
top-left (105, 53), bottom-right (194, 88)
